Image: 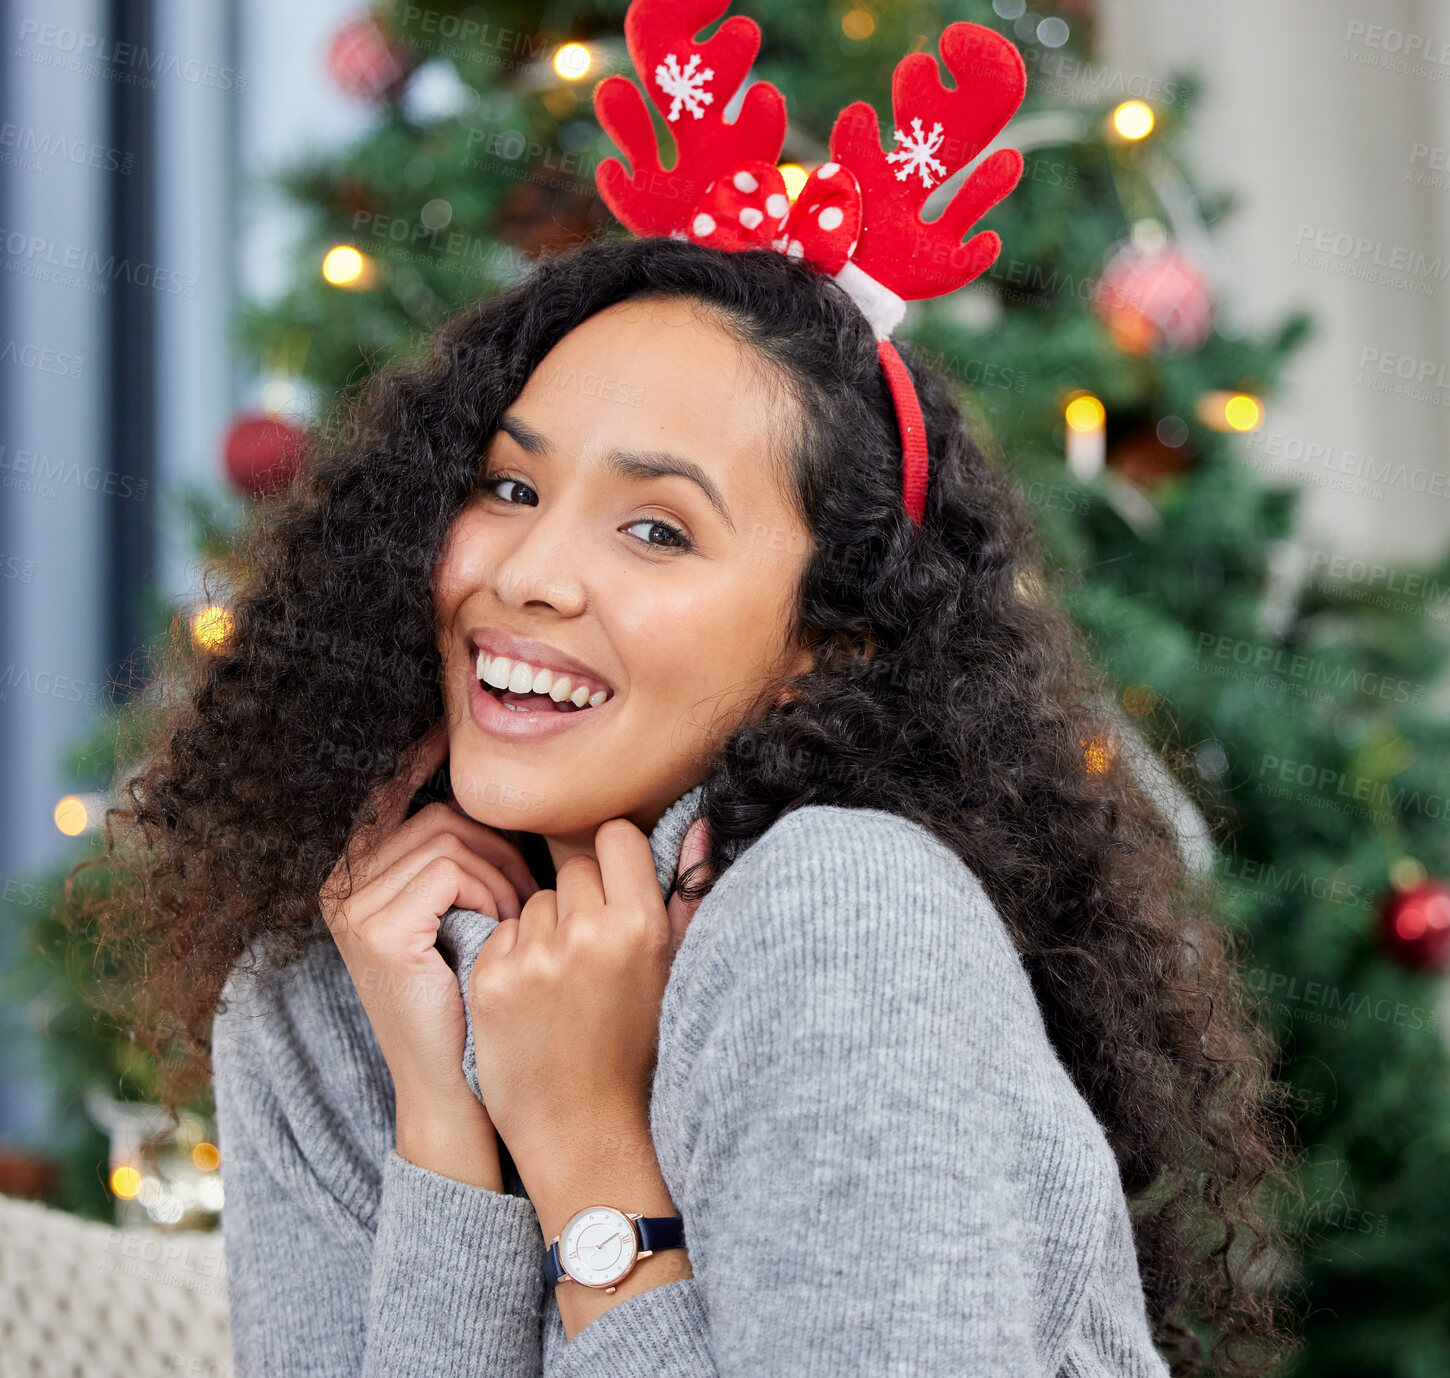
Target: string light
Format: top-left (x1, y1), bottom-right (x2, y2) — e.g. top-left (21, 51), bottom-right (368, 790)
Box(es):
top-left (553, 42), bottom-right (591, 80)
top-left (110, 1165), bottom-right (142, 1199)
top-left (191, 605), bottom-right (234, 652)
top-left (778, 163), bottom-right (809, 199)
top-left (1110, 100), bottom-right (1155, 142)
top-left (1223, 394), bottom-right (1262, 431)
top-left (54, 795), bottom-right (88, 836)
top-left (841, 9), bottom-right (875, 40)
top-left (1063, 391), bottom-right (1106, 479)
top-left (1082, 734), bottom-right (1115, 774)
top-left (1064, 393), bottom-right (1105, 431)
top-left (1197, 390), bottom-right (1264, 432)
top-left (321, 244), bottom-right (376, 289)
top-left (1122, 685), bottom-right (1158, 717)
top-left (1390, 856), bottom-right (1428, 891)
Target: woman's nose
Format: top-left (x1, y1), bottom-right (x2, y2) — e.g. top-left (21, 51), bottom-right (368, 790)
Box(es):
top-left (490, 500), bottom-right (589, 616)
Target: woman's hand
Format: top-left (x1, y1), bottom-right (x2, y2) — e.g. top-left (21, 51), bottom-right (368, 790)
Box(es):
top-left (468, 813), bottom-right (712, 1195)
top-left (319, 717), bottom-right (540, 1186)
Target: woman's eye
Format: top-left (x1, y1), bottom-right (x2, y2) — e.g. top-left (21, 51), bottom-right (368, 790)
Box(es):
top-left (623, 517), bottom-right (695, 552)
top-left (482, 473), bottom-right (537, 505)
top-left (482, 473), bottom-right (692, 553)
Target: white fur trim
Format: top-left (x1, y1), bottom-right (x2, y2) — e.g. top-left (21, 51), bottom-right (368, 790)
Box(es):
top-left (831, 259), bottom-right (906, 341)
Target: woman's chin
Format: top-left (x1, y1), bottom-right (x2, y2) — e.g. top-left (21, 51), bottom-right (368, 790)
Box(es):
top-left (445, 761), bottom-right (613, 838)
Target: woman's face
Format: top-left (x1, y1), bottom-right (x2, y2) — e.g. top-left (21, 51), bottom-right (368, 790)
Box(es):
top-left (433, 295), bottom-right (815, 856)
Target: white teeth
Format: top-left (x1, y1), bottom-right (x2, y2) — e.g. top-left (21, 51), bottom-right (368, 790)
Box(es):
top-left (482, 653), bottom-right (513, 690)
top-left (476, 649), bottom-right (611, 706)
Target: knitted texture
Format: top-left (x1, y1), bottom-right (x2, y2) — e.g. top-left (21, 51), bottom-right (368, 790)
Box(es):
top-left (211, 788), bottom-right (1171, 1376)
top-left (436, 782), bottom-right (706, 1106)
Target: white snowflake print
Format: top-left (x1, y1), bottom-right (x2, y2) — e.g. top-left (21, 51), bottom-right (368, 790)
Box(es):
top-left (654, 51), bottom-right (715, 121)
top-left (886, 116), bottom-right (948, 188)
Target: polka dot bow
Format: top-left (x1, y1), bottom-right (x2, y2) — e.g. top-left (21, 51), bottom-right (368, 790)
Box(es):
top-left (593, 0), bottom-right (1028, 526)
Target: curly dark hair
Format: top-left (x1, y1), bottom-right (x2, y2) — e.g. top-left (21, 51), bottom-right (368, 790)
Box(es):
top-left (72, 233), bottom-right (1302, 1375)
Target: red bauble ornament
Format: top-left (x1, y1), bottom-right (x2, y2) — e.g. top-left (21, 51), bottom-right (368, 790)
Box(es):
top-left (223, 413), bottom-right (305, 498)
top-left (1091, 240), bottom-right (1214, 354)
top-left (325, 13), bottom-right (416, 103)
top-left (1377, 880), bottom-right (1450, 972)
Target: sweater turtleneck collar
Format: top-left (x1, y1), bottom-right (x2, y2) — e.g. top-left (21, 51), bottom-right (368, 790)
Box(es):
top-left (435, 779), bottom-right (706, 1108)
top-left (643, 779), bottom-right (707, 900)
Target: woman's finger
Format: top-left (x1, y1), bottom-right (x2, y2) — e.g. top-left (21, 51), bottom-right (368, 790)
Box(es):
top-left (512, 886), bottom-right (559, 955)
top-left (337, 854), bottom-right (507, 966)
top-left (348, 830), bottom-right (522, 932)
top-left (478, 914), bottom-right (521, 963)
top-left (343, 798), bottom-right (537, 911)
top-left (554, 845), bottom-right (606, 924)
top-left (591, 818), bottom-right (662, 928)
top-left (442, 815), bottom-right (539, 906)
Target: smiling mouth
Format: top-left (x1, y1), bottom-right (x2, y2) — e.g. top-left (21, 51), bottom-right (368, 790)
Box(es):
top-left (472, 643), bottom-right (614, 715)
top-left (484, 682), bottom-right (590, 714)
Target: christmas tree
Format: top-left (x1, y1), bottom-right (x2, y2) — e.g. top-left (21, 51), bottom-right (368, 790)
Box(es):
top-left (11, 1), bottom-right (1450, 1371)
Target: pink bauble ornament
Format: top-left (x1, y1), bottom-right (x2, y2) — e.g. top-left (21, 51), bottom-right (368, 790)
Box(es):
top-left (1091, 240), bottom-right (1214, 354)
top-left (326, 13), bottom-right (415, 103)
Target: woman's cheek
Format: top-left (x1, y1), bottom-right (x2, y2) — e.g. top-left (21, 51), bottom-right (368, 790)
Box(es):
top-left (435, 512), bottom-right (494, 604)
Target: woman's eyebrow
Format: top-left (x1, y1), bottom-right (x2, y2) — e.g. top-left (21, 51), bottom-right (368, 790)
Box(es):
top-left (496, 412), bottom-right (735, 531)
top-left (497, 413), bottom-right (551, 455)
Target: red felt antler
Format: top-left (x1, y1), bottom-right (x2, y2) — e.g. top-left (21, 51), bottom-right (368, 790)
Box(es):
top-left (593, 0), bottom-right (787, 239)
top-left (829, 22), bottom-right (1027, 300)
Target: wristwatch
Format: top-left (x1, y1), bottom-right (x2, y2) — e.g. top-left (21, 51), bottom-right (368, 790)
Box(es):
top-left (543, 1205), bottom-right (686, 1292)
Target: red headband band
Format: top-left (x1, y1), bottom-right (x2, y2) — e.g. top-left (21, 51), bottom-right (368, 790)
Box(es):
top-left (591, 0), bottom-right (1027, 526)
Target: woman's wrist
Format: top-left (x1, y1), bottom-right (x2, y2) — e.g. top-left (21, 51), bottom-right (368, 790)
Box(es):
top-left (394, 1092), bottom-right (504, 1192)
top-left (511, 1115), bottom-right (663, 1238)
top-left (519, 1125), bottom-right (691, 1341)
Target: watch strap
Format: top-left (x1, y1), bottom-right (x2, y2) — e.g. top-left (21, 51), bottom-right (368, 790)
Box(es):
top-left (543, 1238), bottom-right (566, 1286)
top-left (635, 1213), bottom-right (685, 1255)
top-left (543, 1213), bottom-right (685, 1286)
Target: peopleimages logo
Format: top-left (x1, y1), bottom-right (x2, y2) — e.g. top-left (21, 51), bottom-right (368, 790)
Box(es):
top-left (1255, 754), bottom-right (1447, 824)
top-left (0, 228), bottom-right (197, 297)
top-left (0, 123), bottom-right (133, 174)
top-left (0, 339), bottom-right (84, 378)
top-left (1246, 965), bottom-right (1438, 1033)
top-left (1194, 631), bottom-right (1426, 705)
top-left (1344, 20), bottom-right (1450, 67)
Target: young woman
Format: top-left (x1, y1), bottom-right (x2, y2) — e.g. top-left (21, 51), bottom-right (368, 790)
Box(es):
top-left (83, 232), bottom-right (1301, 1378)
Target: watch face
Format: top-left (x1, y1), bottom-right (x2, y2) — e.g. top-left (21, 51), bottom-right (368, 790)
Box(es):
top-left (559, 1206), bottom-right (638, 1288)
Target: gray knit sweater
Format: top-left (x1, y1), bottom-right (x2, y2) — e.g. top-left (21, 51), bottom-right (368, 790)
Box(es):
top-left (211, 784), bottom-right (1171, 1376)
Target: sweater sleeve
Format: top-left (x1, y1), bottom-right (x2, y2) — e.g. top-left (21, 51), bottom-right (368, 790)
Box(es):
top-left (211, 942), bottom-right (547, 1378)
top-left (543, 804), bottom-right (1050, 1377)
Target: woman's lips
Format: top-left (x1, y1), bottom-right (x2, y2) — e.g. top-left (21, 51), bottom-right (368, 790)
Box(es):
top-left (467, 663), bottom-right (614, 740)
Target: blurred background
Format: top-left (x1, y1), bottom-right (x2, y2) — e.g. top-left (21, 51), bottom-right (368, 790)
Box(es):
top-left (1, 0), bottom-right (1448, 1372)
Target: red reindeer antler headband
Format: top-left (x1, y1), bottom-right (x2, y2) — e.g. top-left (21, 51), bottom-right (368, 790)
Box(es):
top-left (592, 0), bottom-right (1028, 526)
